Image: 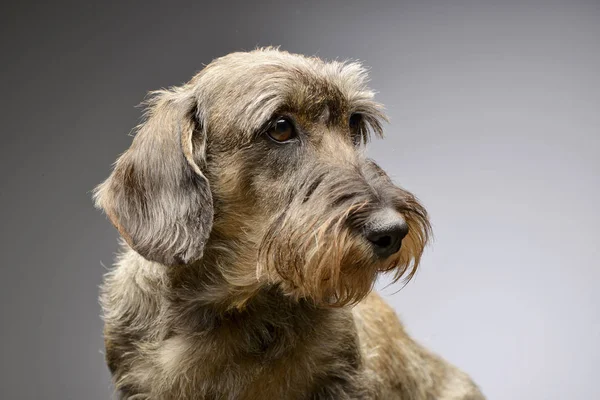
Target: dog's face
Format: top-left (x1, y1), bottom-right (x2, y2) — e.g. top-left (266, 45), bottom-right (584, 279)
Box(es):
top-left (95, 48), bottom-right (430, 307)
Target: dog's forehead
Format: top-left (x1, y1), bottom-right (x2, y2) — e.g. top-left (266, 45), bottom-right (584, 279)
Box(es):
top-left (211, 49), bottom-right (368, 91)
top-left (197, 49), bottom-right (379, 135)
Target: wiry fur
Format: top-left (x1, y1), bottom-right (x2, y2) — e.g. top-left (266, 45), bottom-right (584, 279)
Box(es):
top-left (95, 48), bottom-right (485, 399)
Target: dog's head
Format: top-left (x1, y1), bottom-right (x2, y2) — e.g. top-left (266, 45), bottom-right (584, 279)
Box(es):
top-left (95, 48), bottom-right (430, 306)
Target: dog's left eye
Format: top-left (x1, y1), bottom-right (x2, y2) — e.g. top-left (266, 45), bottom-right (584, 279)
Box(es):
top-left (267, 118), bottom-right (297, 143)
top-left (349, 113), bottom-right (363, 146)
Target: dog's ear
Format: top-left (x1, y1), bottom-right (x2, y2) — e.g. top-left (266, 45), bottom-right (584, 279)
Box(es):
top-left (94, 88), bottom-right (213, 266)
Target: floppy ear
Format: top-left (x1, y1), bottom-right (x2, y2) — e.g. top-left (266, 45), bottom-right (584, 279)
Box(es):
top-left (94, 88), bottom-right (213, 266)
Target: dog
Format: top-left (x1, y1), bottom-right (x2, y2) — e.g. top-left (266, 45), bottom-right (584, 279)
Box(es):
top-left (94, 48), bottom-right (485, 399)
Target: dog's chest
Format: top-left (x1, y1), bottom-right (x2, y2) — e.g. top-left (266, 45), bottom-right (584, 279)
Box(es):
top-left (205, 340), bottom-right (363, 400)
top-left (160, 306), bottom-right (365, 399)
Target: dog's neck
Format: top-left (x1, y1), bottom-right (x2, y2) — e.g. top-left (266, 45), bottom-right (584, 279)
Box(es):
top-left (166, 272), bottom-right (341, 358)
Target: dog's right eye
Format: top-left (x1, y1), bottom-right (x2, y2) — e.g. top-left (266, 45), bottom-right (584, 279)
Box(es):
top-left (267, 118), bottom-right (297, 143)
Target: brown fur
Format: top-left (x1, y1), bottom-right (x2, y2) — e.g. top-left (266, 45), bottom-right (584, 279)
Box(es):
top-left (95, 48), bottom-right (485, 399)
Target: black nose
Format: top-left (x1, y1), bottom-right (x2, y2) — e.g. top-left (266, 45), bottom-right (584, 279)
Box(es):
top-left (363, 209), bottom-right (409, 259)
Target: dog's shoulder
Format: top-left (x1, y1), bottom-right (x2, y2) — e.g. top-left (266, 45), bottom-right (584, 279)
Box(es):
top-left (353, 292), bottom-right (485, 399)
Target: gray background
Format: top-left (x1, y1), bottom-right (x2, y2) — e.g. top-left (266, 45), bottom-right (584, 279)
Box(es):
top-left (1, 1), bottom-right (598, 399)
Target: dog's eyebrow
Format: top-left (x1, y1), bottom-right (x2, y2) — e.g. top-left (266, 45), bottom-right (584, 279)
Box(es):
top-left (231, 88), bottom-right (291, 141)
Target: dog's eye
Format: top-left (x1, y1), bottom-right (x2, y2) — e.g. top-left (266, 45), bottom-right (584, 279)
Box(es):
top-left (267, 118), bottom-right (296, 143)
top-left (349, 113), bottom-right (363, 146)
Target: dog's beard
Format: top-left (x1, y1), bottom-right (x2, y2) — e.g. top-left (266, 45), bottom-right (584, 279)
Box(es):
top-left (257, 179), bottom-right (431, 307)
